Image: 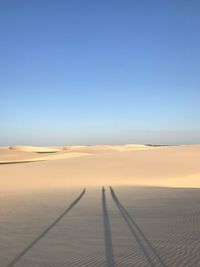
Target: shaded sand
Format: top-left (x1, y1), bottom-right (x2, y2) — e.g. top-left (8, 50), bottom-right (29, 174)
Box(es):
top-left (0, 144), bottom-right (200, 190)
top-left (5, 189), bottom-right (86, 267)
top-left (1, 187), bottom-right (200, 266)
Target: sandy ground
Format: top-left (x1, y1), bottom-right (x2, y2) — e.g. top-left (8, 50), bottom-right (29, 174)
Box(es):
top-left (1, 145), bottom-right (200, 266)
top-left (1, 187), bottom-right (200, 266)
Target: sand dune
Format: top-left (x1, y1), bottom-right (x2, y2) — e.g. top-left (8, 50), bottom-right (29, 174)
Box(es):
top-left (10, 145), bottom-right (62, 153)
top-left (1, 146), bottom-right (200, 266)
top-left (63, 144), bottom-right (153, 153)
top-left (0, 148), bottom-right (42, 161)
top-left (0, 146), bottom-right (90, 164)
top-left (0, 144), bottom-right (200, 190)
top-left (0, 144), bottom-right (152, 164)
top-left (8, 144), bottom-right (152, 154)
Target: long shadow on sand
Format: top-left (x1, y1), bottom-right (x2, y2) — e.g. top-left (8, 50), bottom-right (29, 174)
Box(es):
top-left (110, 186), bottom-right (167, 267)
top-left (102, 187), bottom-right (115, 267)
top-left (6, 188), bottom-right (86, 267)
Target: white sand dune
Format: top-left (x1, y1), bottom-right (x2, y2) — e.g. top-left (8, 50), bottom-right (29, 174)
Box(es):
top-left (1, 145), bottom-right (200, 266)
top-left (10, 145), bottom-right (62, 153)
top-left (0, 144), bottom-right (153, 164)
top-left (0, 146), bottom-right (90, 164)
top-left (63, 144), bottom-right (152, 154)
top-left (0, 144), bottom-right (200, 190)
top-left (0, 148), bottom-right (43, 162)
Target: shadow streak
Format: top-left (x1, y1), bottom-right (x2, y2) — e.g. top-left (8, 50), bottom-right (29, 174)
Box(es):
top-left (0, 160), bottom-right (46, 165)
top-left (110, 187), bottom-right (167, 267)
top-left (102, 187), bottom-right (115, 267)
top-left (6, 188), bottom-right (86, 267)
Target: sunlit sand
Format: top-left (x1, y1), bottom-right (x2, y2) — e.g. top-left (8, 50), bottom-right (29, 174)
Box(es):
top-left (1, 144), bottom-right (200, 191)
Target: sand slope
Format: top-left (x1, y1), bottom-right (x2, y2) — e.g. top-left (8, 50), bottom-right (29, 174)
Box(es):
top-left (1, 187), bottom-right (200, 266)
top-left (1, 146), bottom-right (200, 267)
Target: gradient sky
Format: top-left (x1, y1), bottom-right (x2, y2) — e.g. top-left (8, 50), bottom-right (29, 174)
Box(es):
top-left (1, 0), bottom-right (200, 145)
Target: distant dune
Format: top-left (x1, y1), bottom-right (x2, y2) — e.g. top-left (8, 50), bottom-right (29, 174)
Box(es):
top-left (0, 144), bottom-right (153, 164)
top-left (0, 146), bottom-right (90, 164)
top-left (63, 144), bottom-right (152, 153)
top-left (0, 144), bottom-right (200, 190)
top-left (10, 145), bottom-right (62, 153)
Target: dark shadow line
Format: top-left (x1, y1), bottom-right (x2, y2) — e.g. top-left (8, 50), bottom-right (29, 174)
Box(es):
top-left (0, 160), bottom-right (46, 165)
top-left (116, 198), bottom-right (167, 267)
top-left (110, 187), bottom-right (167, 267)
top-left (5, 188), bottom-right (86, 267)
top-left (102, 187), bottom-right (115, 267)
top-left (109, 187), bottom-right (154, 267)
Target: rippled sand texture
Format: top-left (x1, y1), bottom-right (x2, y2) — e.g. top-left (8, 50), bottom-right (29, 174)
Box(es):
top-left (1, 187), bottom-right (200, 267)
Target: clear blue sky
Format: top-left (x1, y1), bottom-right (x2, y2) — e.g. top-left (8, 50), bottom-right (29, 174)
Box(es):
top-left (1, 0), bottom-right (200, 145)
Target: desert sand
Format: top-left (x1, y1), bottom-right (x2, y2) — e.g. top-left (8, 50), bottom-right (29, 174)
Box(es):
top-left (0, 144), bottom-right (200, 190)
top-left (1, 145), bottom-right (200, 266)
top-left (1, 187), bottom-right (200, 266)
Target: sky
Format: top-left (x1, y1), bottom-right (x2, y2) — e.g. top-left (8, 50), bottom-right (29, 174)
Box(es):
top-left (1, 0), bottom-right (200, 145)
